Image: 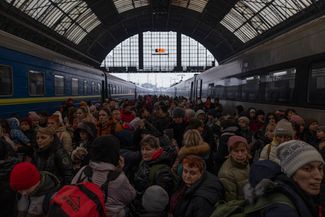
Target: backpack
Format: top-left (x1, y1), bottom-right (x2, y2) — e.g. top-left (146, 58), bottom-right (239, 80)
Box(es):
top-left (49, 182), bottom-right (106, 217)
top-left (76, 165), bottom-right (121, 202)
top-left (210, 192), bottom-right (294, 217)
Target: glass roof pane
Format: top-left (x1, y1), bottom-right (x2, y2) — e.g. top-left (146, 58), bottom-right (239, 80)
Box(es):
top-left (171, 0), bottom-right (207, 13)
top-left (171, 0), bottom-right (188, 8)
top-left (6, 0), bottom-right (101, 44)
top-left (113, 0), bottom-right (138, 13)
top-left (134, 0), bottom-right (149, 8)
top-left (221, 0), bottom-right (314, 43)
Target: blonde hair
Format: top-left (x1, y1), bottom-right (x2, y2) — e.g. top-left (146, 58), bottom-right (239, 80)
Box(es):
top-left (183, 129), bottom-right (203, 147)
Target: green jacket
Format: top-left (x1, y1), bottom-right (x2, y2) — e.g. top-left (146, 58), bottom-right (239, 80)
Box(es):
top-left (218, 157), bottom-right (249, 201)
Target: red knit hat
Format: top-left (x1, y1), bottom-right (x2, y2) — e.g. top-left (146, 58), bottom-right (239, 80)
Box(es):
top-left (10, 162), bottom-right (41, 191)
top-left (227, 135), bottom-right (248, 150)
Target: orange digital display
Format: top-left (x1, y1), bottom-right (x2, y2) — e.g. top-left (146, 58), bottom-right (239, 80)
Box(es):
top-left (155, 48), bottom-right (166, 53)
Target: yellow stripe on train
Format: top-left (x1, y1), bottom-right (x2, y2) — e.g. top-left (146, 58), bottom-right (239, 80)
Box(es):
top-left (0, 95), bottom-right (101, 106)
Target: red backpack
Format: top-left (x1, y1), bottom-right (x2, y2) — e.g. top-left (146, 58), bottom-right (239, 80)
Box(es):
top-left (50, 182), bottom-right (106, 217)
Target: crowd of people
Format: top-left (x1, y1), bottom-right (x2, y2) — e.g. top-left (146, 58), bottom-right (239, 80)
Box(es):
top-left (0, 95), bottom-right (324, 217)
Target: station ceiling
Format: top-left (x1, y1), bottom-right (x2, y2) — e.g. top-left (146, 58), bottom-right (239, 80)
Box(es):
top-left (0, 0), bottom-right (324, 67)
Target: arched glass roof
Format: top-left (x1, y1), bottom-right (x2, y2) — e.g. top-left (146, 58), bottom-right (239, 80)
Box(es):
top-left (221, 0), bottom-right (314, 42)
top-left (5, 0), bottom-right (101, 44)
top-left (1, 0), bottom-right (322, 65)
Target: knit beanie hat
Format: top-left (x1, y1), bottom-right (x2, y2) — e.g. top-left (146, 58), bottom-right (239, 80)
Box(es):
top-left (289, 115), bottom-right (304, 126)
top-left (28, 111), bottom-right (41, 121)
top-left (37, 127), bottom-right (56, 136)
top-left (277, 140), bottom-right (324, 177)
top-left (77, 121), bottom-right (97, 138)
top-left (227, 135), bottom-right (248, 150)
top-left (142, 185), bottom-right (169, 212)
top-left (238, 116), bottom-right (250, 124)
top-left (10, 162), bottom-right (40, 191)
top-left (274, 119), bottom-right (294, 137)
top-left (89, 135), bottom-right (120, 166)
top-left (172, 107), bottom-right (185, 118)
top-left (195, 110), bottom-right (206, 119)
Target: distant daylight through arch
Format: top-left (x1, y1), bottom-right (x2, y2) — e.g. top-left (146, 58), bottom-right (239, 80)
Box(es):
top-left (101, 31), bottom-right (217, 73)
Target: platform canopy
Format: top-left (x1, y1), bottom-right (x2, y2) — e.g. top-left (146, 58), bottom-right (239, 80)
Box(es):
top-left (0, 0), bottom-right (324, 66)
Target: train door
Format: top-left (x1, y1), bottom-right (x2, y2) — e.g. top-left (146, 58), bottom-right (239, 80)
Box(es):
top-left (208, 83), bottom-right (214, 97)
top-left (101, 80), bottom-right (106, 102)
top-left (190, 81), bottom-right (194, 102)
top-left (198, 79), bottom-right (202, 99)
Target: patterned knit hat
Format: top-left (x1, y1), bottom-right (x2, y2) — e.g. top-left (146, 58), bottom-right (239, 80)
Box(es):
top-left (277, 140), bottom-right (324, 177)
top-left (274, 119), bottom-right (294, 137)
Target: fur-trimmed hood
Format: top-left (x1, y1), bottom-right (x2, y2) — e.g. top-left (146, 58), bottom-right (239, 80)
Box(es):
top-left (178, 142), bottom-right (210, 159)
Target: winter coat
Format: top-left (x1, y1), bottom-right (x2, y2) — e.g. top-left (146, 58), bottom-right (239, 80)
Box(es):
top-left (171, 172), bottom-right (224, 217)
top-left (259, 139), bottom-right (280, 164)
top-left (0, 158), bottom-right (19, 217)
top-left (218, 157), bottom-right (249, 201)
top-left (7, 118), bottom-right (30, 145)
top-left (33, 137), bottom-right (74, 185)
top-left (56, 126), bottom-right (73, 154)
top-left (16, 172), bottom-right (60, 217)
top-left (72, 161), bottom-right (136, 217)
top-left (134, 151), bottom-right (176, 194)
top-left (244, 161), bottom-right (318, 217)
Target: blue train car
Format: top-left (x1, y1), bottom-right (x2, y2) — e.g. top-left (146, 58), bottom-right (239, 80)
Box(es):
top-left (0, 30), bottom-right (139, 118)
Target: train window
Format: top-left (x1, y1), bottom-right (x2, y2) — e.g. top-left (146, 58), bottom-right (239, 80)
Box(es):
top-left (83, 80), bottom-right (88, 95)
top-left (241, 76), bottom-right (259, 101)
top-left (264, 68), bottom-right (296, 103)
top-left (54, 75), bottom-right (64, 96)
top-left (97, 83), bottom-right (101, 94)
top-left (308, 63), bottom-right (325, 105)
top-left (225, 78), bottom-right (241, 100)
top-left (72, 78), bottom-right (78, 95)
top-left (91, 81), bottom-right (95, 95)
top-left (0, 65), bottom-right (13, 96)
top-left (28, 71), bottom-right (44, 96)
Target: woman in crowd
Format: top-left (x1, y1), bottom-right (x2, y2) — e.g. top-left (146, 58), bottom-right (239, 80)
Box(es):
top-left (169, 155), bottom-right (224, 217)
top-left (47, 113), bottom-right (73, 154)
top-left (33, 127), bottom-right (74, 185)
top-left (259, 119), bottom-right (294, 164)
top-left (72, 135), bottom-right (136, 217)
top-left (245, 140), bottom-right (323, 217)
top-left (218, 135), bottom-right (250, 201)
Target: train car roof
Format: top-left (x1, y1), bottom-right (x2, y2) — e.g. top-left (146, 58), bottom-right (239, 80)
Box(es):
top-left (0, 30), bottom-right (104, 77)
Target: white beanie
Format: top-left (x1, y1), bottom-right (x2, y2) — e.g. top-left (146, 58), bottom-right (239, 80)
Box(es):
top-left (277, 140), bottom-right (324, 177)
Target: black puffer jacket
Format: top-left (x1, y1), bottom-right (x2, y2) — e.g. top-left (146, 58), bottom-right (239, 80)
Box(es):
top-left (173, 172), bottom-right (224, 217)
top-left (134, 151), bottom-right (176, 194)
top-left (33, 136), bottom-right (74, 185)
top-left (0, 158), bottom-right (19, 217)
